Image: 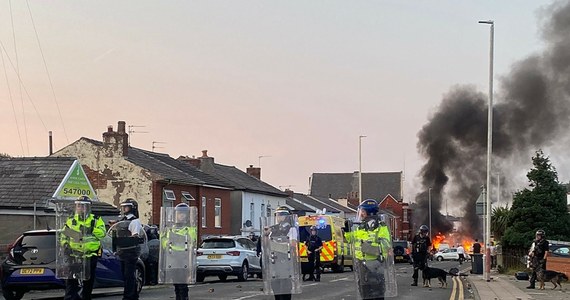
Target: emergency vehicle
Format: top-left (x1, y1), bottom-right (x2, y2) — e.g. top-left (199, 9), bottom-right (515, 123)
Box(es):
top-left (298, 215), bottom-right (353, 272)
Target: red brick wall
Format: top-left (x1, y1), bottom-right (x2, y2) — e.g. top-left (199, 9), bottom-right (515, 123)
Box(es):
top-left (380, 195), bottom-right (413, 241)
top-left (150, 182), bottom-right (231, 240)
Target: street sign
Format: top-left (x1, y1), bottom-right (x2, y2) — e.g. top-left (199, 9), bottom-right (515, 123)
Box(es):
top-left (52, 160), bottom-right (98, 200)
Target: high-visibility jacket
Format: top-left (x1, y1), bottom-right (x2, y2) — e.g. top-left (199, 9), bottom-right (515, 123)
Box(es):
top-left (345, 221), bottom-right (391, 261)
top-left (161, 226), bottom-right (197, 252)
top-left (61, 214), bottom-right (105, 257)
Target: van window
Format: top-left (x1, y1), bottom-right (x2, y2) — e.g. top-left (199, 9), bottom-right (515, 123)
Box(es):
top-left (299, 225), bottom-right (333, 242)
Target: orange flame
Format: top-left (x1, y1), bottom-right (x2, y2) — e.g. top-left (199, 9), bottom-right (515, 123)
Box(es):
top-left (432, 233), bottom-right (446, 250)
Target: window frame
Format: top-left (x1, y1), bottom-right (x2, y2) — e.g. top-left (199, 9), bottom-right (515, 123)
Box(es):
top-left (163, 189), bottom-right (176, 207)
top-left (214, 198), bottom-right (222, 228)
top-left (181, 191), bottom-right (195, 202)
top-left (201, 196), bottom-right (207, 228)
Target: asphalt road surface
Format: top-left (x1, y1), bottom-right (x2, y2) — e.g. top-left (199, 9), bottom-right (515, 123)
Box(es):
top-left (12, 260), bottom-right (475, 300)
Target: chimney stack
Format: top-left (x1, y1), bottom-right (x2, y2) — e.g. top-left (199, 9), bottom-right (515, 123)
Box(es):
top-left (102, 121), bottom-right (129, 157)
top-left (48, 131), bottom-right (53, 155)
top-left (247, 165), bottom-right (261, 180)
top-left (178, 155), bottom-right (201, 168)
top-left (199, 150), bottom-right (215, 173)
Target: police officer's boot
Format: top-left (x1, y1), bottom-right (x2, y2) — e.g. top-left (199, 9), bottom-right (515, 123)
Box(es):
top-left (315, 274), bottom-right (320, 282)
top-left (411, 279), bottom-right (418, 286)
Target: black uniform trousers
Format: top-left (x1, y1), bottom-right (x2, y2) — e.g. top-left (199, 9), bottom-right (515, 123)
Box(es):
top-left (309, 250), bottom-right (321, 280)
top-left (174, 284), bottom-right (189, 300)
top-left (412, 253), bottom-right (428, 281)
top-left (64, 256), bottom-right (98, 300)
top-left (120, 255), bottom-right (139, 300)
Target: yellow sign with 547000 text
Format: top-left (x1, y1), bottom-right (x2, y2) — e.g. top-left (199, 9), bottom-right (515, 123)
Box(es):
top-left (53, 160), bottom-right (97, 200)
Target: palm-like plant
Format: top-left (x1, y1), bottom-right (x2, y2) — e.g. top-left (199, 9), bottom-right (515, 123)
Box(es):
top-left (491, 205), bottom-right (510, 241)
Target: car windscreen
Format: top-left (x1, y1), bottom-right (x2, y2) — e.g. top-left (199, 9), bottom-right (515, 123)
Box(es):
top-left (299, 225), bottom-right (332, 242)
top-left (200, 239), bottom-right (236, 249)
top-left (17, 233), bottom-right (56, 265)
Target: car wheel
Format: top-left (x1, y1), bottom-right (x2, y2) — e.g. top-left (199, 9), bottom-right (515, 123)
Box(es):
top-left (136, 264), bottom-right (145, 294)
top-left (236, 261), bottom-right (248, 281)
top-left (2, 287), bottom-right (26, 300)
top-left (196, 273), bottom-right (205, 283)
top-left (218, 274), bottom-right (228, 281)
top-left (437, 256), bottom-right (443, 261)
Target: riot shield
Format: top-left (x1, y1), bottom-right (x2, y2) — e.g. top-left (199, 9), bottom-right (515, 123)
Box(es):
top-left (158, 204), bottom-right (198, 284)
top-left (107, 220), bottom-right (148, 261)
top-left (349, 214), bottom-right (397, 299)
top-left (261, 215), bottom-right (301, 296)
top-left (54, 200), bottom-right (90, 280)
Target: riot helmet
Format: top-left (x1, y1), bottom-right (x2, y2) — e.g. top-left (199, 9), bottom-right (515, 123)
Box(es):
top-left (310, 226), bottom-right (317, 235)
top-left (120, 198), bottom-right (139, 218)
top-left (174, 203), bottom-right (190, 226)
top-left (274, 206), bottom-right (291, 223)
top-left (535, 229), bottom-right (545, 239)
top-left (419, 225), bottom-right (429, 235)
top-left (74, 196), bottom-right (92, 220)
top-left (356, 199), bottom-right (379, 222)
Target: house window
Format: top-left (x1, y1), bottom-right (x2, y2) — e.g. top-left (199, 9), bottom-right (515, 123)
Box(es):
top-left (201, 196), bottom-right (207, 228)
top-left (403, 209), bottom-right (408, 222)
top-left (181, 191), bottom-right (195, 202)
top-left (163, 189), bottom-right (176, 207)
top-left (215, 198), bottom-right (222, 228)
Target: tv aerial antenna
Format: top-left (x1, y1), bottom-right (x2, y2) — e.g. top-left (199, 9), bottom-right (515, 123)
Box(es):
top-left (127, 125), bottom-right (148, 146)
top-left (152, 141), bottom-right (166, 152)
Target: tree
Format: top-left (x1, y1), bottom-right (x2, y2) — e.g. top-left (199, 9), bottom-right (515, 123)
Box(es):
top-left (0, 153), bottom-right (10, 158)
top-left (502, 150), bottom-right (570, 248)
top-left (491, 205), bottom-right (510, 241)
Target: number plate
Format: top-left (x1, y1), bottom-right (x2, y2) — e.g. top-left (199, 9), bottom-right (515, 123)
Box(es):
top-left (207, 254), bottom-right (222, 259)
top-left (396, 256), bottom-right (403, 260)
top-left (300, 257), bottom-right (308, 262)
top-left (20, 268), bottom-right (44, 275)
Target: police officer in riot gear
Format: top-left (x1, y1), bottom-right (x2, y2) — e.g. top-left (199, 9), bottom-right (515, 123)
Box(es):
top-left (345, 199), bottom-right (394, 300)
top-left (411, 225), bottom-right (432, 286)
top-left (263, 206), bottom-right (299, 300)
top-left (118, 198), bottom-right (143, 300)
top-left (304, 226), bottom-right (323, 282)
top-left (527, 229), bottom-right (549, 289)
top-left (160, 203), bottom-right (197, 300)
top-left (61, 196), bottom-right (105, 300)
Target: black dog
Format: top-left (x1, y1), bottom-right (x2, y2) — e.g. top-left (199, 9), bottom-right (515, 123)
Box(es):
top-left (537, 270), bottom-right (568, 290)
top-left (421, 266), bottom-right (455, 288)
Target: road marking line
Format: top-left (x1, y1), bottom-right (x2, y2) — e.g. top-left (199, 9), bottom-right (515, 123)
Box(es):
top-left (330, 277), bottom-right (351, 282)
top-left (233, 293), bottom-right (265, 300)
top-left (449, 276), bottom-right (457, 300)
top-left (458, 276), bottom-right (464, 300)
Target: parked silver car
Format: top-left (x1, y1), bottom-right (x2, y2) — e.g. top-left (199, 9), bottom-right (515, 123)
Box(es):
top-left (196, 236), bottom-right (261, 282)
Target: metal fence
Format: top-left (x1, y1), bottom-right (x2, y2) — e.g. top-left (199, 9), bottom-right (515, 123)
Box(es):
top-left (498, 248), bottom-right (528, 271)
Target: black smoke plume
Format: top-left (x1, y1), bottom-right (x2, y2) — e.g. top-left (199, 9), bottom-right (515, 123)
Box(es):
top-left (415, 0), bottom-right (570, 238)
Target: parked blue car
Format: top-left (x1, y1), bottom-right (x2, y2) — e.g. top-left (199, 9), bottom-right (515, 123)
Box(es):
top-left (1, 229), bottom-right (145, 300)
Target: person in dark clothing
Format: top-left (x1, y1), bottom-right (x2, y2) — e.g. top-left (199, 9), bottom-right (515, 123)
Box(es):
top-left (472, 239), bottom-right (482, 254)
top-left (527, 230), bottom-right (549, 289)
top-left (304, 226), bottom-right (323, 282)
top-left (411, 225), bottom-right (431, 286)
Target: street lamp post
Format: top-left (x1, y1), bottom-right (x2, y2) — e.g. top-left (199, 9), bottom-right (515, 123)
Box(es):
top-left (428, 187), bottom-right (432, 239)
top-left (258, 155), bottom-right (271, 167)
top-left (359, 135), bottom-right (366, 204)
top-left (479, 19), bottom-right (494, 282)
